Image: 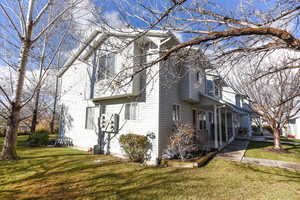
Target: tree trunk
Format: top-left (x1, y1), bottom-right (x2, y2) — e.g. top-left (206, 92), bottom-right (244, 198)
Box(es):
top-left (273, 128), bottom-right (282, 150)
top-left (0, 0), bottom-right (34, 159)
top-left (1, 40), bottom-right (31, 160)
top-left (50, 79), bottom-right (58, 134)
top-left (1, 103), bottom-right (20, 160)
top-left (30, 87), bottom-right (41, 133)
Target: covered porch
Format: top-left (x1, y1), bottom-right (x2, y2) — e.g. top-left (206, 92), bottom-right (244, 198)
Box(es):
top-left (193, 94), bottom-right (242, 151)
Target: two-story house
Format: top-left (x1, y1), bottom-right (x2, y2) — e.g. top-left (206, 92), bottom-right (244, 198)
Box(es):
top-left (58, 29), bottom-right (252, 164)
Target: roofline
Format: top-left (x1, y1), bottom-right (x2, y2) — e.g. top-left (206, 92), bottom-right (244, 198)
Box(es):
top-left (58, 29), bottom-right (175, 78)
top-left (58, 31), bottom-right (101, 77)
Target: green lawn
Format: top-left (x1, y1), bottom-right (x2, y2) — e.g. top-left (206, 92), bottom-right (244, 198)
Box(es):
top-left (245, 141), bottom-right (300, 163)
top-left (1, 136), bottom-right (300, 200)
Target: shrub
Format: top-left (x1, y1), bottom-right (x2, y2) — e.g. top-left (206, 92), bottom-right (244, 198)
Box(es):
top-left (163, 122), bottom-right (198, 161)
top-left (119, 134), bottom-right (151, 163)
top-left (27, 129), bottom-right (49, 147)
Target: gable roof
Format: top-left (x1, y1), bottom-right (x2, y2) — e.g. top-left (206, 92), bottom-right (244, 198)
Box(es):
top-left (58, 29), bottom-right (177, 77)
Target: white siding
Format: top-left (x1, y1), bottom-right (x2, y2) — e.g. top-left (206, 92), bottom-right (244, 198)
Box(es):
top-left (60, 60), bottom-right (99, 149)
top-left (159, 65), bottom-right (194, 155)
top-left (102, 61), bottom-right (160, 162)
top-left (60, 41), bottom-right (161, 163)
top-left (294, 118), bottom-right (300, 139)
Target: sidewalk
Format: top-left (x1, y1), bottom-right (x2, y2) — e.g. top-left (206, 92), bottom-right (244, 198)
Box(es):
top-left (216, 139), bottom-right (249, 162)
top-left (242, 157), bottom-right (300, 172)
top-left (216, 139), bottom-right (300, 172)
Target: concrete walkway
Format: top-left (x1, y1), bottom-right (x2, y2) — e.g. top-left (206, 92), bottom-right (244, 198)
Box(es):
top-left (216, 139), bottom-right (300, 172)
top-left (242, 157), bottom-right (300, 171)
top-left (216, 139), bottom-right (249, 162)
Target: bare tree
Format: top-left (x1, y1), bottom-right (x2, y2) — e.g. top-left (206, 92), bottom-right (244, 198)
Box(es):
top-left (0, 0), bottom-right (83, 160)
top-left (226, 51), bottom-right (300, 150)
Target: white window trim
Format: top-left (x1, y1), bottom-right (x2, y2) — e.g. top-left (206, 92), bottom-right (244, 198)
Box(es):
top-left (172, 104), bottom-right (181, 121)
top-left (96, 52), bottom-right (116, 81)
top-left (125, 103), bottom-right (139, 121)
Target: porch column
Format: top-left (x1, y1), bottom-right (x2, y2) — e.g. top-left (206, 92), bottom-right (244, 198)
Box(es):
top-left (232, 113), bottom-right (235, 138)
top-left (248, 114), bottom-right (252, 137)
top-left (218, 108), bottom-right (222, 147)
top-left (214, 105), bottom-right (218, 149)
top-left (225, 111), bottom-right (228, 143)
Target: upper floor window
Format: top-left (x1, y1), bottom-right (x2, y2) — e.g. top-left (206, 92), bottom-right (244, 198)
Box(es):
top-left (235, 95), bottom-right (241, 107)
top-left (206, 79), bottom-right (221, 97)
top-left (172, 104), bottom-right (181, 121)
top-left (215, 83), bottom-right (220, 97)
top-left (125, 103), bottom-right (138, 120)
top-left (97, 53), bottom-right (116, 81)
top-left (206, 79), bottom-right (214, 96)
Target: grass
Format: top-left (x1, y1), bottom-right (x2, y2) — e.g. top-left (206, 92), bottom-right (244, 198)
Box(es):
top-left (0, 136), bottom-right (300, 200)
top-left (264, 136), bottom-right (300, 144)
top-left (245, 141), bottom-right (300, 163)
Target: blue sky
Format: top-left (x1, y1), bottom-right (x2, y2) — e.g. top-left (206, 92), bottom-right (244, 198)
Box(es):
top-left (0, 0), bottom-right (297, 67)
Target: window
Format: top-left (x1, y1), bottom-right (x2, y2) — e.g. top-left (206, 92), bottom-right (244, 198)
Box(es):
top-left (125, 103), bottom-right (138, 120)
top-left (215, 83), bottom-right (220, 97)
top-left (192, 109), bottom-right (197, 128)
top-left (206, 79), bottom-right (214, 96)
top-left (85, 107), bottom-right (95, 129)
top-left (289, 119), bottom-right (296, 124)
top-left (97, 53), bottom-right (116, 80)
top-left (206, 79), bottom-right (221, 97)
top-left (172, 105), bottom-right (181, 121)
top-left (196, 71), bottom-right (202, 83)
top-left (198, 111), bottom-right (207, 130)
top-left (235, 95), bottom-right (241, 107)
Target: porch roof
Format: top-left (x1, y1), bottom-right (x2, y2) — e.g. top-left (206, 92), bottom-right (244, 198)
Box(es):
top-left (199, 93), bottom-right (248, 115)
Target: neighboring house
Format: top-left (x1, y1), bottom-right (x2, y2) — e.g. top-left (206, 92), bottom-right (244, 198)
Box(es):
top-left (58, 29), bottom-right (252, 164)
top-left (283, 115), bottom-right (300, 139)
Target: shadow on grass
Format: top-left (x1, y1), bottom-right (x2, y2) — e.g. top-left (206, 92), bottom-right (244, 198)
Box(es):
top-left (1, 156), bottom-right (205, 200)
top-left (232, 160), bottom-right (300, 182)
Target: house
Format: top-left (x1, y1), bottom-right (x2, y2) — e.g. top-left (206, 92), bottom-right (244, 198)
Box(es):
top-left (58, 29), bottom-right (252, 164)
top-left (283, 115), bottom-right (300, 139)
